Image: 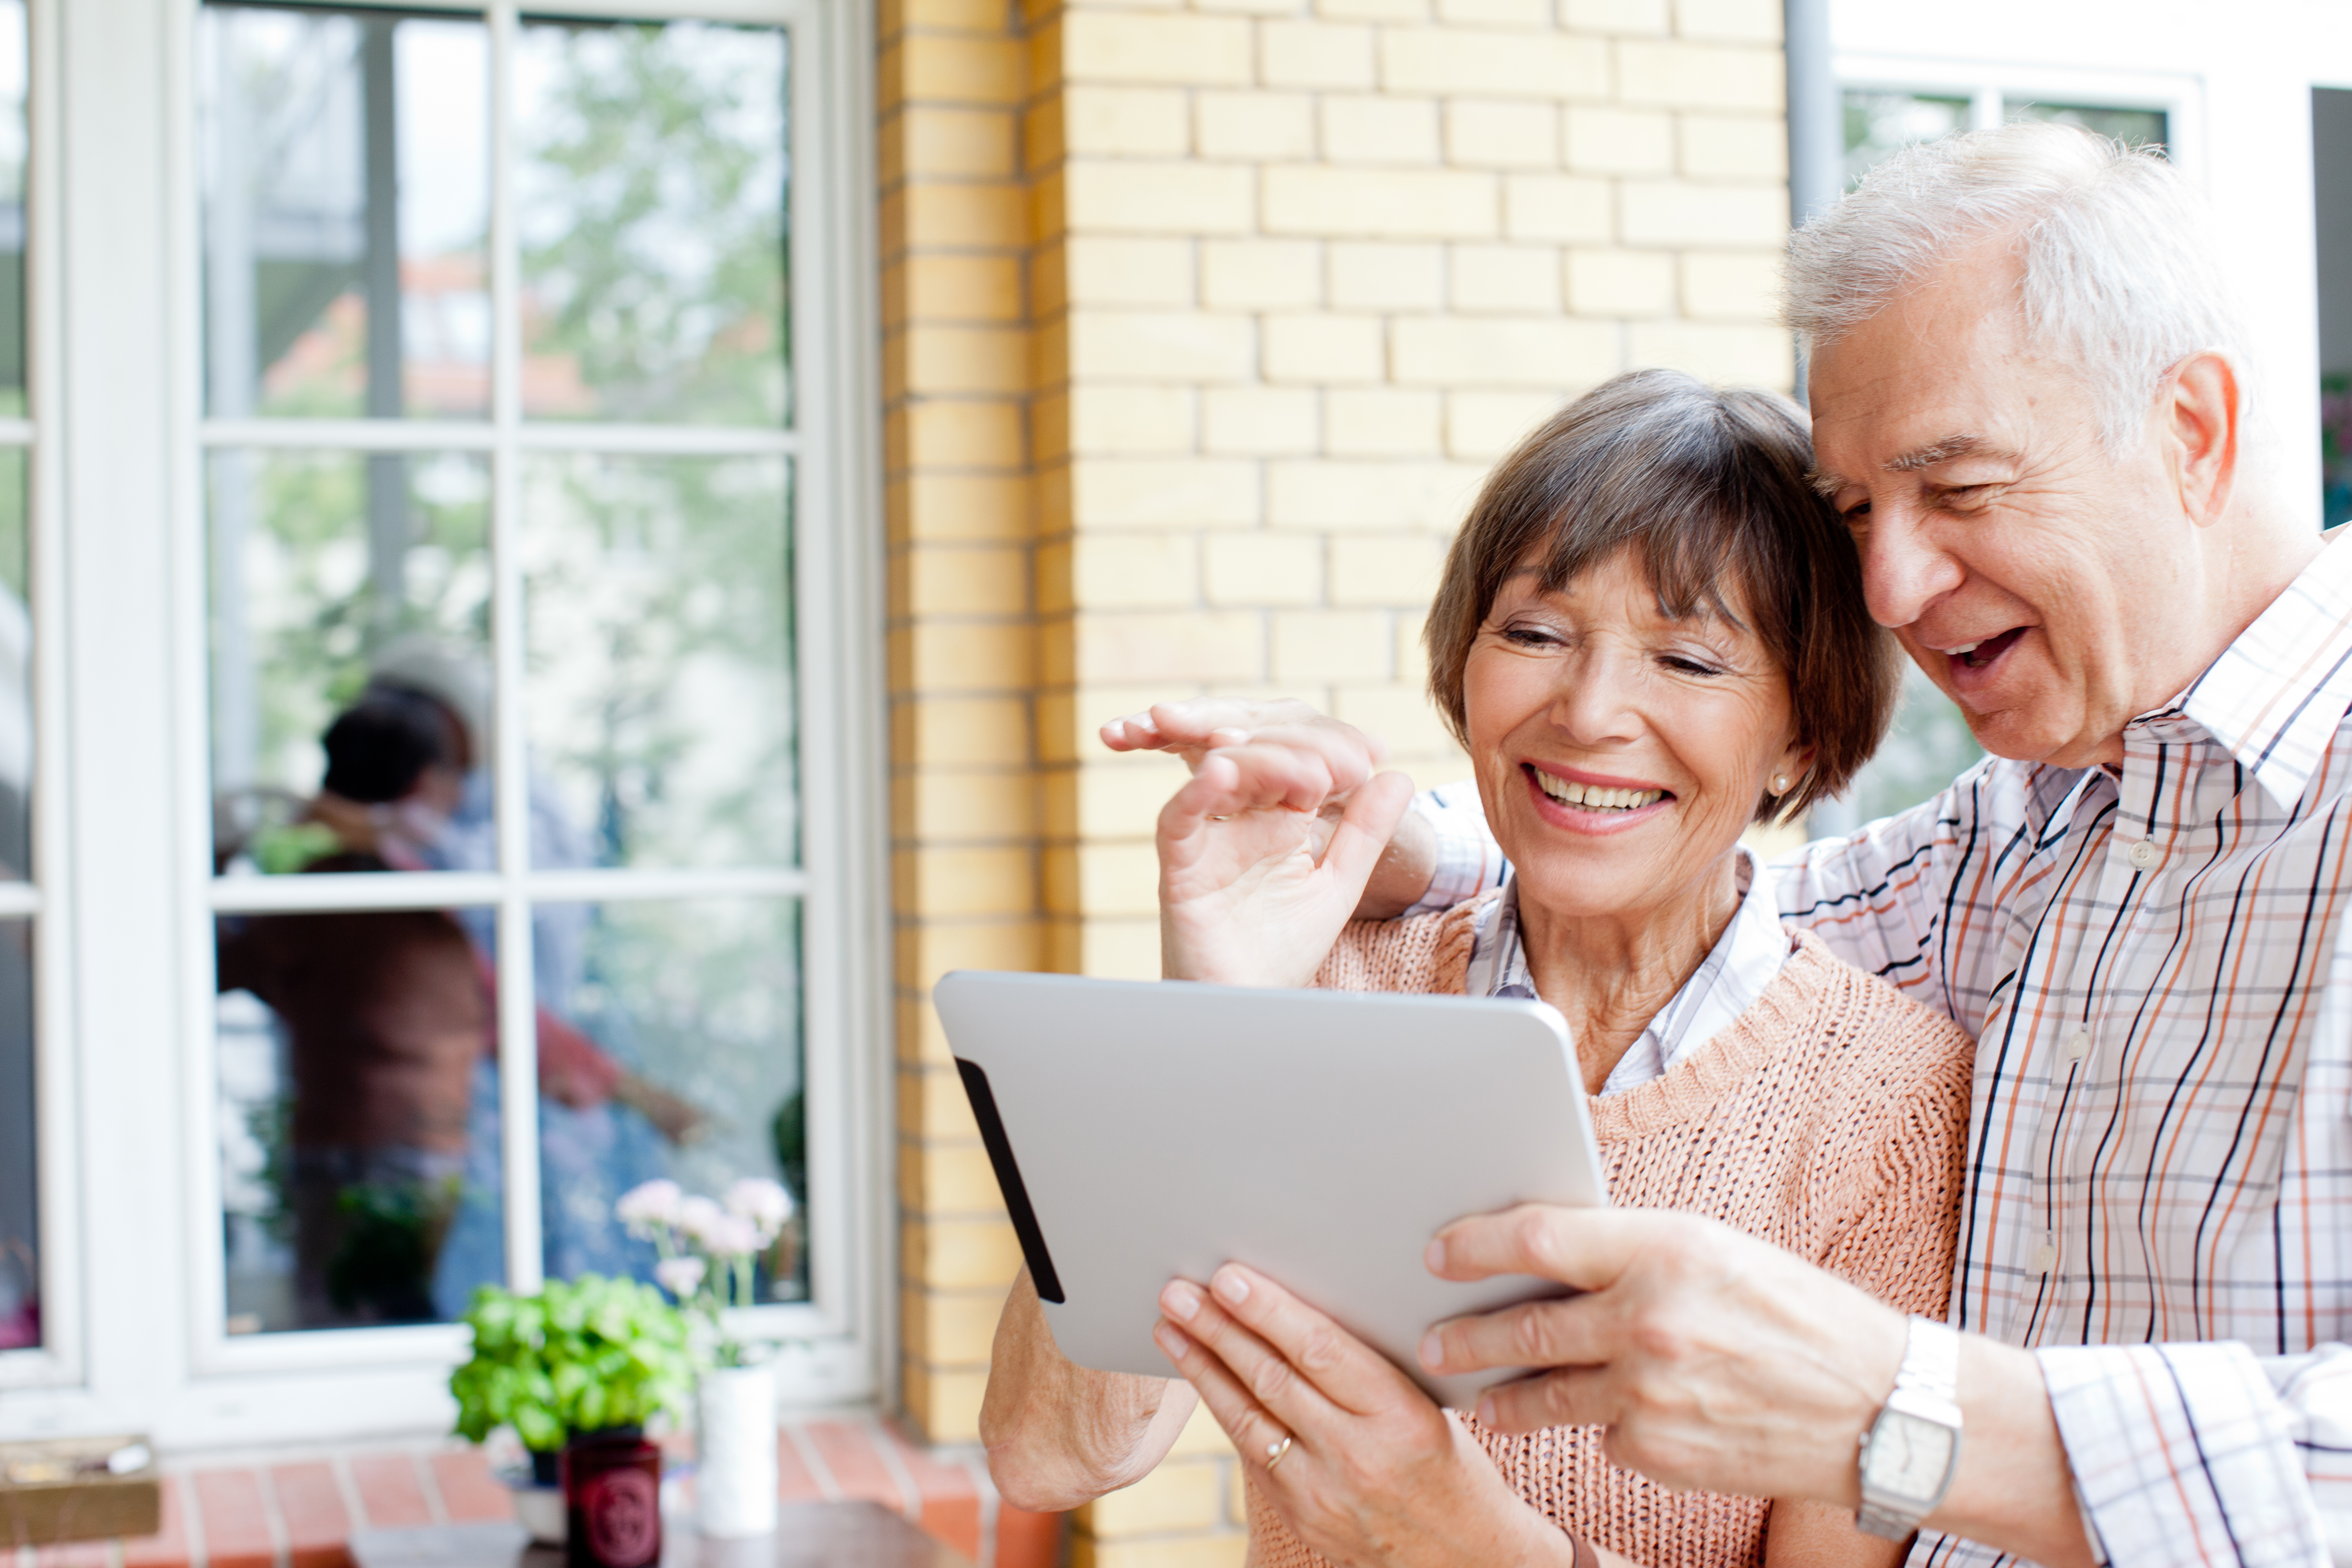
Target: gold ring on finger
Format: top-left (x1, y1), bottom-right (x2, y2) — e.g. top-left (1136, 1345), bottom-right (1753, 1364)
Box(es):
top-left (1264, 1434), bottom-right (1292, 1472)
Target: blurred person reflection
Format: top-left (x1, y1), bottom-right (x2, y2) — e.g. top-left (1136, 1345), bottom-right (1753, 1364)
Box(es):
top-left (354, 640), bottom-right (701, 1304)
top-left (217, 689), bottom-right (485, 1325)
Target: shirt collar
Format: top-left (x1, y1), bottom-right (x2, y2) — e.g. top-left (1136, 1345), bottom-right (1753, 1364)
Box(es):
top-left (1467, 846), bottom-right (1792, 1094)
top-left (2171, 529), bottom-right (2352, 811)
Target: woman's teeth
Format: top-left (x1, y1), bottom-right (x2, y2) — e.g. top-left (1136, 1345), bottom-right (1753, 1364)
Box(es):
top-left (1534, 772), bottom-right (1664, 812)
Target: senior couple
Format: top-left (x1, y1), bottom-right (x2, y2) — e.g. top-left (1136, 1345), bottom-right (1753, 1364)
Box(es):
top-left (984, 119), bottom-right (2352, 1568)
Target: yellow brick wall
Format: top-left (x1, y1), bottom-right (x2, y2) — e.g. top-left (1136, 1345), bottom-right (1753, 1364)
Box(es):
top-left (880, 0), bottom-right (1044, 1447)
top-left (884, 0), bottom-right (1792, 1557)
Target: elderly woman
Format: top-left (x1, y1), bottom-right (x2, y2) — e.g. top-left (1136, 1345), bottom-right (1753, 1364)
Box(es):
top-left (979, 369), bottom-right (1975, 1568)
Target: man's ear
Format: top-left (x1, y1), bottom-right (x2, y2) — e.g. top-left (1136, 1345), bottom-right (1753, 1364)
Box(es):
top-left (2166, 350), bottom-right (2241, 528)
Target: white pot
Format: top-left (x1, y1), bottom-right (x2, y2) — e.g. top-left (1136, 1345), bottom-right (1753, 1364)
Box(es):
top-left (696, 1363), bottom-right (778, 1538)
top-left (502, 1478), bottom-right (566, 1546)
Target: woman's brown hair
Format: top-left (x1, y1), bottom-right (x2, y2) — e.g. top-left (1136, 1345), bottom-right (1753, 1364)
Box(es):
top-left (1424, 367), bottom-right (1900, 825)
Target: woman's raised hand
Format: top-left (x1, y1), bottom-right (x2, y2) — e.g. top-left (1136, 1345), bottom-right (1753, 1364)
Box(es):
top-left (1111, 701), bottom-right (1413, 987)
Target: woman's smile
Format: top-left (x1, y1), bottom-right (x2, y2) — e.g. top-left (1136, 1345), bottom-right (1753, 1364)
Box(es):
top-left (1521, 761), bottom-right (1673, 833)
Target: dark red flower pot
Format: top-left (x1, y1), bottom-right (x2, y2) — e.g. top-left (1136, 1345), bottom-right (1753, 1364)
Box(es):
top-left (561, 1431), bottom-right (661, 1568)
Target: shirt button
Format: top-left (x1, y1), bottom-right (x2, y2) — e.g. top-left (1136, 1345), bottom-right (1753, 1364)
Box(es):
top-left (2064, 1029), bottom-right (2092, 1062)
top-left (2127, 839), bottom-right (2159, 869)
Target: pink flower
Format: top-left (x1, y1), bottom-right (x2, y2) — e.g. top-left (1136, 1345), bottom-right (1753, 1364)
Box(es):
top-left (677, 1194), bottom-right (727, 1248)
top-left (723, 1178), bottom-right (794, 1244)
top-left (615, 1179), bottom-right (684, 1235)
top-left (654, 1256), bottom-right (707, 1301)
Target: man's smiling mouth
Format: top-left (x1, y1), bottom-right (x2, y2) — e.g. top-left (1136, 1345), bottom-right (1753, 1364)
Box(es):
top-left (1933, 626), bottom-right (2028, 670)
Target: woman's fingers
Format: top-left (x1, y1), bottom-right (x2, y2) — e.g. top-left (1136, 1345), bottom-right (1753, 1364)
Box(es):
top-left (1099, 700), bottom-right (1388, 782)
top-left (1318, 771), bottom-right (1416, 888)
top-left (1158, 1278), bottom-right (1351, 1439)
top-left (1152, 1317), bottom-right (1302, 1478)
top-left (1195, 1264), bottom-right (1416, 1418)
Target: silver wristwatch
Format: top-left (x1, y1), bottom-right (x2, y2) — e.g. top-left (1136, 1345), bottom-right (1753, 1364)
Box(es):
top-left (1856, 1316), bottom-right (1964, 1540)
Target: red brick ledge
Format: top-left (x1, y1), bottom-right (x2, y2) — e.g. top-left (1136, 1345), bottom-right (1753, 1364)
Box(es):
top-left (13, 1419), bottom-right (1060, 1568)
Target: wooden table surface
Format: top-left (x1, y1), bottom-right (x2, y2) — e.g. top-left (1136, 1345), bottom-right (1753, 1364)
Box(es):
top-left (348, 1503), bottom-right (973, 1568)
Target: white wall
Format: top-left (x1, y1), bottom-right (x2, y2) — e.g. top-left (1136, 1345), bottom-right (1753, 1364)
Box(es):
top-left (1834, 0), bottom-right (2352, 528)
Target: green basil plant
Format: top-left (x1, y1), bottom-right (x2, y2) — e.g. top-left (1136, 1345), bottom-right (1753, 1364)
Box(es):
top-left (450, 1274), bottom-right (698, 1453)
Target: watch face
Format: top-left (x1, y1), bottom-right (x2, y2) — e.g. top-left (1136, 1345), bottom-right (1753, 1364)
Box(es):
top-left (1863, 1410), bottom-right (1956, 1501)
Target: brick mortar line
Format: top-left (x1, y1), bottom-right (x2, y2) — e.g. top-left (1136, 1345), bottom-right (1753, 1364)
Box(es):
top-left (247, 1467), bottom-right (290, 1568)
top-left (176, 1478), bottom-right (209, 1568)
top-left (778, 1423), bottom-right (840, 1503)
top-left (408, 1456), bottom-right (446, 1528)
top-left (325, 1461), bottom-right (366, 1540)
top-left (858, 1420), bottom-right (926, 1522)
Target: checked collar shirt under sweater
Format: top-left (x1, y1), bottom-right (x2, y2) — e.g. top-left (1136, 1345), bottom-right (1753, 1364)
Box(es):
top-left (1464, 846), bottom-right (1792, 1097)
top-left (1410, 530), bottom-right (2352, 1567)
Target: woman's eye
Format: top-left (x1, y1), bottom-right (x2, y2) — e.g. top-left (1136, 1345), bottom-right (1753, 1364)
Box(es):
top-left (1501, 626), bottom-right (1559, 647)
top-left (1662, 655), bottom-right (1720, 676)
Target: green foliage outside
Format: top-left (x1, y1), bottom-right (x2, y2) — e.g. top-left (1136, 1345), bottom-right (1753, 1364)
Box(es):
top-left (450, 1275), bottom-right (697, 1452)
top-left (519, 21), bottom-right (790, 427)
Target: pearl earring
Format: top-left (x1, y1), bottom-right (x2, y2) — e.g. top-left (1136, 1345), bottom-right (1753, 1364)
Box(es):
top-left (1771, 774), bottom-right (1790, 794)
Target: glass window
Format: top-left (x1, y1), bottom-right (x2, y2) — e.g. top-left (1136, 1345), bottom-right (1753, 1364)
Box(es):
top-left (199, 4), bottom-right (810, 1348)
top-left (1841, 89), bottom-right (1969, 188)
top-left (522, 454), bottom-right (797, 871)
top-left (0, 918), bottom-right (33, 1351)
top-left (0, 0), bottom-right (33, 1359)
top-left (199, 8), bottom-right (491, 420)
top-left (207, 449), bottom-right (492, 874)
top-left (216, 911), bottom-right (503, 1332)
top-left (516, 22), bottom-right (789, 426)
top-left (2004, 99), bottom-right (2168, 152)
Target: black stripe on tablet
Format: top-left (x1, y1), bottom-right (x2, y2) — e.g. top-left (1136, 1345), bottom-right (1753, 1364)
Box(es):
top-left (954, 1057), bottom-right (1066, 1304)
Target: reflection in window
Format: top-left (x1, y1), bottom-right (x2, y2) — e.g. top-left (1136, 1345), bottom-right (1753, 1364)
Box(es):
top-left (199, 6), bottom-right (490, 420)
top-left (0, 449), bottom-right (28, 884)
top-left (2004, 100), bottom-right (2167, 152)
top-left (0, 920), bottom-right (32, 1350)
top-left (207, 450), bottom-right (491, 870)
top-left (217, 900), bottom-right (502, 1332)
top-left (516, 898), bottom-right (806, 1301)
top-left (516, 21), bottom-right (789, 426)
top-left (522, 456), bottom-right (797, 870)
top-left (1842, 90), bottom-right (1968, 188)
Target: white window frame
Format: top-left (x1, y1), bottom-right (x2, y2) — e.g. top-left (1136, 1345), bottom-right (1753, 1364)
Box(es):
top-left (0, 0), bottom-right (889, 1450)
top-left (1835, 54), bottom-right (2206, 181)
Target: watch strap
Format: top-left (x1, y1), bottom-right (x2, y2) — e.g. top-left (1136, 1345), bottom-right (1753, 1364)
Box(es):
top-left (1856, 1317), bottom-right (1964, 1541)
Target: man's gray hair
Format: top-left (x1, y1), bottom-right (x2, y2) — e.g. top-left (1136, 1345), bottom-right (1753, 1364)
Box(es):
top-left (1782, 121), bottom-right (2251, 454)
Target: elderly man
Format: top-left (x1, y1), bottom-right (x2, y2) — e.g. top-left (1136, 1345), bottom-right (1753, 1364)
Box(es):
top-left (1107, 122), bottom-right (2352, 1565)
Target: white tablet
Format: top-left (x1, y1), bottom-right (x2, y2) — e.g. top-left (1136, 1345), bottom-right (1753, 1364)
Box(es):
top-left (933, 970), bottom-right (1609, 1409)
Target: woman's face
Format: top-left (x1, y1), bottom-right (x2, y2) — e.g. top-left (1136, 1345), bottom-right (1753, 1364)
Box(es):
top-left (1463, 547), bottom-right (1809, 925)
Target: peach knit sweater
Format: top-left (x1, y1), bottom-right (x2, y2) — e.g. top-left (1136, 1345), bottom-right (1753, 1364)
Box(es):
top-left (1247, 898), bottom-right (1975, 1568)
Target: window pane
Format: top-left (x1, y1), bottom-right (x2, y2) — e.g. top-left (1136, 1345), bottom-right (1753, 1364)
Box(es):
top-left (2004, 100), bottom-right (2168, 153)
top-left (0, 920), bottom-right (33, 1350)
top-left (199, 6), bottom-right (490, 420)
top-left (0, 448), bottom-right (28, 884)
top-left (208, 450), bottom-right (493, 874)
top-left (1822, 663), bottom-right (1986, 829)
top-left (517, 20), bottom-right (789, 426)
top-left (1843, 89), bottom-right (1970, 188)
top-left (522, 456), bottom-right (797, 870)
top-left (526, 898), bottom-right (806, 1304)
top-left (0, 1), bottom-right (26, 420)
top-left (218, 906), bottom-right (504, 1333)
